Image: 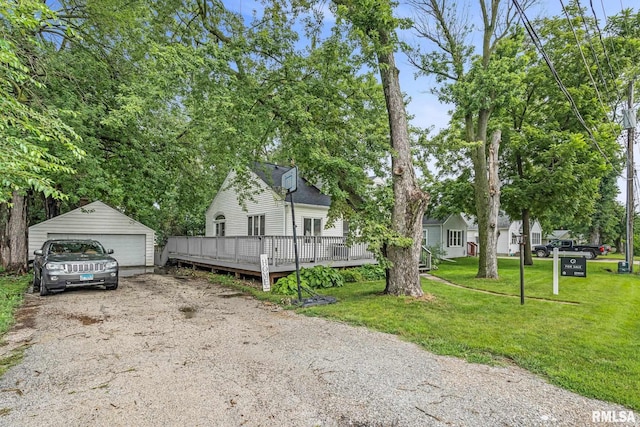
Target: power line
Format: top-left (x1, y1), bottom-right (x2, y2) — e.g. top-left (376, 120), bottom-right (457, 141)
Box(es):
top-left (511, 0), bottom-right (613, 168)
top-left (576, 0), bottom-right (621, 111)
top-left (590, 0), bottom-right (624, 108)
top-left (559, 0), bottom-right (607, 114)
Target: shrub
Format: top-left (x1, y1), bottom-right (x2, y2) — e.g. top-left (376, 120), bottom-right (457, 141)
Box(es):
top-left (355, 264), bottom-right (386, 281)
top-left (339, 268), bottom-right (364, 283)
top-left (271, 266), bottom-right (345, 295)
top-left (272, 274), bottom-right (307, 296)
top-left (301, 265), bottom-right (344, 289)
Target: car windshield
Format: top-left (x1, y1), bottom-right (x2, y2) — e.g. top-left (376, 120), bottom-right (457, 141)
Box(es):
top-left (48, 241), bottom-right (105, 255)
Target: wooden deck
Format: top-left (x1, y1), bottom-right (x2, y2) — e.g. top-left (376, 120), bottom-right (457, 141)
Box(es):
top-left (160, 236), bottom-right (378, 283)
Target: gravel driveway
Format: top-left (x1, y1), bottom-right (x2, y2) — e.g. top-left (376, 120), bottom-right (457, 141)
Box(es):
top-left (0, 274), bottom-right (635, 427)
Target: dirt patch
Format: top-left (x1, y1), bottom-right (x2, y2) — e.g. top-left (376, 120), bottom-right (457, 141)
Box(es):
top-left (64, 313), bottom-right (103, 325)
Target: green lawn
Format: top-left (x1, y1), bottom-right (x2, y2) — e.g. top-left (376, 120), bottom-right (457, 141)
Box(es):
top-left (296, 257), bottom-right (640, 411)
top-left (0, 274), bottom-right (30, 336)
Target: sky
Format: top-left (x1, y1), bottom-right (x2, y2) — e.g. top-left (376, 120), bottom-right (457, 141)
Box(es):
top-left (231, 0), bottom-right (637, 204)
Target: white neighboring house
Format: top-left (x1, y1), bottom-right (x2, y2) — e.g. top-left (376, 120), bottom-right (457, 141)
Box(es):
top-left (465, 214), bottom-right (543, 256)
top-left (205, 163), bottom-right (345, 239)
top-left (29, 200), bottom-right (156, 267)
top-left (422, 214), bottom-right (468, 258)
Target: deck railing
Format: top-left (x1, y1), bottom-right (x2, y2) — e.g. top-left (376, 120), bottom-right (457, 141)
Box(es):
top-left (420, 246), bottom-right (432, 271)
top-left (166, 235), bottom-right (375, 266)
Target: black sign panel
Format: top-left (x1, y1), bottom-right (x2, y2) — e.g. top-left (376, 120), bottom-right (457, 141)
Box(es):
top-left (561, 256), bottom-right (587, 277)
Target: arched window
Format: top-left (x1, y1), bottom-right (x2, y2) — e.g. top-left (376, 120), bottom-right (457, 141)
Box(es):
top-left (214, 214), bottom-right (226, 237)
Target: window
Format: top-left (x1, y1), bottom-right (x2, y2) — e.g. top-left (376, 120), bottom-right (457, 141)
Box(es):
top-left (342, 220), bottom-right (349, 237)
top-left (248, 214), bottom-right (265, 236)
top-left (511, 233), bottom-right (518, 244)
top-left (531, 232), bottom-right (541, 245)
top-left (304, 218), bottom-right (322, 238)
top-left (214, 214), bottom-right (226, 237)
top-left (447, 229), bottom-right (463, 247)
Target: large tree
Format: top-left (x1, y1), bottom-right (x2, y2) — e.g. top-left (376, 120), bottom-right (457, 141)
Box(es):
top-left (330, 0), bottom-right (430, 296)
top-left (409, 0), bottom-right (525, 278)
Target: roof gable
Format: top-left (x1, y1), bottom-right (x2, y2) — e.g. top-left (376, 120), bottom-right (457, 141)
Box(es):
top-left (29, 200), bottom-right (155, 233)
top-left (252, 163), bottom-right (331, 207)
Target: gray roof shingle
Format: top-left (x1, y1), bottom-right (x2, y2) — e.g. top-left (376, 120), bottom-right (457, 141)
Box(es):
top-left (252, 163), bottom-right (331, 207)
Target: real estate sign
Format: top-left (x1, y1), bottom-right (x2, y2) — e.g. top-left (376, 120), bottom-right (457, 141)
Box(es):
top-left (561, 256), bottom-right (587, 277)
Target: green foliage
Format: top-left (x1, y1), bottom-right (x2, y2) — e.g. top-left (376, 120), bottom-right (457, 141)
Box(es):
top-left (0, 0), bottom-right (83, 203)
top-left (272, 274), bottom-right (306, 296)
top-left (301, 265), bottom-right (344, 289)
top-left (272, 266), bottom-right (345, 295)
top-left (339, 268), bottom-right (364, 283)
top-left (0, 274), bottom-right (30, 335)
top-left (353, 264), bottom-right (386, 281)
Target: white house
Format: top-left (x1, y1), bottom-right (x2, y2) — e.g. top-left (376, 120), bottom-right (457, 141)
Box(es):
top-left (466, 214), bottom-right (543, 256)
top-left (29, 200), bottom-right (156, 267)
top-left (422, 214), bottom-right (468, 258)
top-left (205, 163), bottom-right (346, 238)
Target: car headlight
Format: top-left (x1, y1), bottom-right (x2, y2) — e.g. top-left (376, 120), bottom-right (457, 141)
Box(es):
top-left (45, 262), bottom-right (65, 271)
top-left (106, 261), bottom-right (118, 269)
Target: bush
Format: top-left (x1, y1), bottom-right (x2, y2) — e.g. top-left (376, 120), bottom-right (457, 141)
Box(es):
top-left (301, 265), bottom-right (344, 289)
top-left (355, 264), bottom-right (386, 281)
top-left (272, 266), bottom-right (344, 295)
top-left (339, 269), bottom-right (364, 283)
top-left (272, 274), bottom-right (306, 296)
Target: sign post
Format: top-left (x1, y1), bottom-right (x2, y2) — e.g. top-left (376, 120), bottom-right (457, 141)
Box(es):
top-left (518, 234), bottom-right (525, 305)
top-left (260, 254), bottom-right (270, 292)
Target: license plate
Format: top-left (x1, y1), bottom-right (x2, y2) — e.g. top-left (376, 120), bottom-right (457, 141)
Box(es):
top-left (80, 274), bottom-right (93, 281)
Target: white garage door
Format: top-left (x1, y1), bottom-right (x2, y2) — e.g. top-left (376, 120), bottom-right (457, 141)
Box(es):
top-left (48, 234), bottom-right (146, 267)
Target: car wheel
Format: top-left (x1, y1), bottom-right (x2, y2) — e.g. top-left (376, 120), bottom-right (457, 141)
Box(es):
top-left (536, 249), bottom-right (547, 258)
top-left (106, 282), bottom-right (118, 291)
top-left (589, 250), bottom-right (597, 259)
top-left (39, 276), bottom-right (49, 296)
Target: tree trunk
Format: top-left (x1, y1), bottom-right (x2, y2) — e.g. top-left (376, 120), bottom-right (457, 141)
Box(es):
top-left (0, 192), bottom-right (29, 273)
top-left (44, 194), bottom-right (61, 219)
top-left (521, 208), bottom-right (533, 265)
top-left (471, 113), bottom-right (500, 279)
top-left (377, 41), bottom-right (430, 297)
top-left (484, 130), bottom-right (501, 278)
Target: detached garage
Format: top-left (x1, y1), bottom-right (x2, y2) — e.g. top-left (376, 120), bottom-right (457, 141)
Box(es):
top-left (29, 201), bottom-right (155, 267)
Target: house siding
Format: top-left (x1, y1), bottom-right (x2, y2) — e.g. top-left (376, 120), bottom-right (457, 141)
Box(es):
top-left (206, 170), bottom-right (342, 238)
top-left (423, 214), bottom-right (468, 258)
top-left (443, 215), bottom-right (467, 258)
top-left (28, 201), bottom-right (155, 266)
top-left (497, 220), bottom-right (544, 255)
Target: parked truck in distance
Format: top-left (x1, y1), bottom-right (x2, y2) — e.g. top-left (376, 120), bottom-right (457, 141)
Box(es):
top-left (533, 239), bottom-right (606, 259)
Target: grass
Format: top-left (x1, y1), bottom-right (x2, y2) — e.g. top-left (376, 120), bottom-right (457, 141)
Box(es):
top-left (0, 274), bottom-right (30, 336)
top-left (286, 257), bottom-right (640, 411)
top-left (0, 274), bottom-right (30, 377)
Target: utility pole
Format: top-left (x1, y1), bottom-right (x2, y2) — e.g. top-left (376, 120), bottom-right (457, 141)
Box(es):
top-left (625, 80), bottom-right (636, 272)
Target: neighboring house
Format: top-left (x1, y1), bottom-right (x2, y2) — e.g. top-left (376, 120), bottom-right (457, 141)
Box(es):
top-left (465, 214), bottom-right (543, 256)
top-left (422, 214), bottom-right (468, 258)
top-left (29, 200), bottom-right (156, 267)
top-left (205, 163), bottom-right (345, 238)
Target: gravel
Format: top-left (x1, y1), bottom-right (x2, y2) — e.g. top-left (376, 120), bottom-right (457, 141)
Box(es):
top-left (0, 273), bottom-right (636, 427)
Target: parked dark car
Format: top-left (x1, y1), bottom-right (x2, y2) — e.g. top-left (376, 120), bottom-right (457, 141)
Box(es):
top-left (33, 239), bottom-right (119, 296)
top-left (533, 239), bottom-right (605, 259)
